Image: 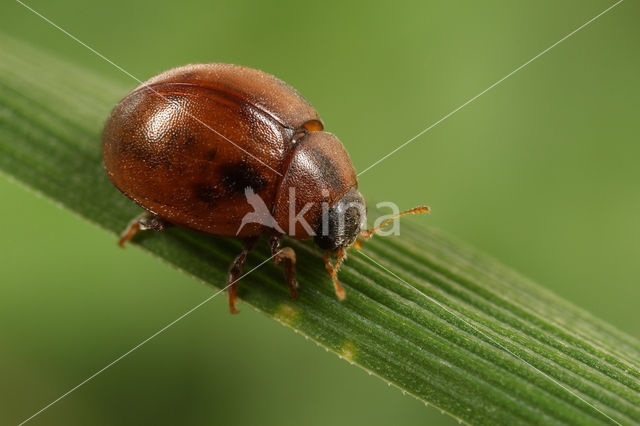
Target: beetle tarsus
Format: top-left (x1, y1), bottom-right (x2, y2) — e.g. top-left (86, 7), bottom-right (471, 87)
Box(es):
top-left (118, 212), bottom-right (169, 247)
top-left (227, 237), bottom-right (259, 314)
top-left (269, 234), bottom-right (299, 299)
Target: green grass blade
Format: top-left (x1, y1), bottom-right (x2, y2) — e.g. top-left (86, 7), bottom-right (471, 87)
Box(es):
top-left (1, 34), bottom-right (638, 425)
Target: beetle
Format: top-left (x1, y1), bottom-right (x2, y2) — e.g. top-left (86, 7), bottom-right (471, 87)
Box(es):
top-left (103, 63), bottom-right (427, 313)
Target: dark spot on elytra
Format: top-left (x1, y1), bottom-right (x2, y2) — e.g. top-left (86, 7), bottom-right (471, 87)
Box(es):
top-left (220, 162), bottom-right (267, 194)
top-left (193, 182), bottom-right (221, 205)
top-left (205, 148), bottom-right (217, 161)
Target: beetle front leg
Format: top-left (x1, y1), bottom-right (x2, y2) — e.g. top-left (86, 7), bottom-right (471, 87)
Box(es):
top-left (227, 237), bottom-right (259, 314)
top-left (269, 234), bottom-right (299, 299)
top-left (119, 212), bottom-right (171, 247)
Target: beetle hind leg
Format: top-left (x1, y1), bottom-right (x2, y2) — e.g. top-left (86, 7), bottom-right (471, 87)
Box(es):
top-left (227, 237), bottom-right (259, 314)
top-left (269, 234), bottom-right (299, 299)
top-left (119, 212), bottom-right (170, 247)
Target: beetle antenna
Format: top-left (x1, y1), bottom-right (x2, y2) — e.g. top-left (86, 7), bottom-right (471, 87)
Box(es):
top-left (355, 206), bottom-right (430, 248)
top-left (324, 248), bottom-right (347, 300)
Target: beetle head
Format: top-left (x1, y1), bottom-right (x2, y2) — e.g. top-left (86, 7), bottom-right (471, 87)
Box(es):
top-left (314, 188), bottom-right (367, 251)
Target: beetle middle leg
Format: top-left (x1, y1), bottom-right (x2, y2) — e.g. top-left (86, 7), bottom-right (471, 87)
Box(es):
top-left (269, 233), bottom-right (299, 299)
top-left (227, 236), bottom-right (260, 314)
top-left (119, 212), bottom-right (171, 247)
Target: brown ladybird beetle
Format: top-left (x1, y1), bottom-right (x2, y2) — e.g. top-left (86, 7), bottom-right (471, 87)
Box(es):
top-left (103, 63), bottom-right (428, 313)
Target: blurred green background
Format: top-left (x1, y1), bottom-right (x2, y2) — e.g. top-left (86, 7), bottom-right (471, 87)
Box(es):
top-left (1, 0), bottom-right (638, 425)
